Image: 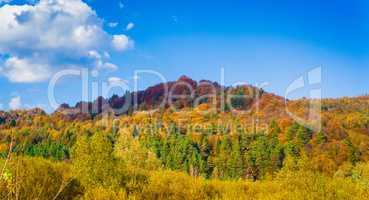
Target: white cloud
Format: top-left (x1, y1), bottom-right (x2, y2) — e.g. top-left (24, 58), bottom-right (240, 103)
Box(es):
top-left (9, 96), bottom-right (21, 110)
top-left (112, 34), bottom-right (133, 51)
top-left (108, 22), bottom-right (118, 28)
top-left (88, 51), bottom-right (118, 71)
top-left (108, 77), bottom-right (126, 86)
top-left (88, 50), bottom-right (102, 60)
top-left (0, 0), bottom-right (133, 83)
top-left (126, 22), bottom-right (134, 31)
top-left (101, 62), bottom-right (118, 71)
top-left (1, 56), bottom-right (51, 82)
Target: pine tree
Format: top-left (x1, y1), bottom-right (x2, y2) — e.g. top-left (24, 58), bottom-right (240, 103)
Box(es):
top-left (316, 131), bottom-right (327, 144)
top-left (268, 120), bottom-right (281, 137)
top-left (10, 119), bottom-right (17, 127)
top-left (268, 123), bottom-right (284, 172)
top-left (296, 126), bottom-right (308, 148)
top-left (286, 122), bottom-right (299, 141)
top-left (215, 136), bottom-right (230, 179)
top-left (246, 134), bottom-right (271, 179)
top-left (228, 137), bottom-right (243, 179)
top-left (344, 139), bottom-right (361, 164)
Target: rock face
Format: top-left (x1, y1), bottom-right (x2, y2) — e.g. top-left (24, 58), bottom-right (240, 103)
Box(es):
top-left (53, 75), bottom-right (284, 119)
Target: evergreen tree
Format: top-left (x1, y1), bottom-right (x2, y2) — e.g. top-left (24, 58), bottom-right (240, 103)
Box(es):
top-left (228, 137), bottom-right (244, 179)
top-left (286, 122), bottom-right (299, 141)
top-left (268, 123), bottom-right (284, 172)
top-left (268, 120), bottom-right (281, 137)
top-left (344, 139), bottom-right (361, 164)
top-left (296, 126), bottom-right (309, 148)
top-left (316, 131), bottom-right (327, 144)
top-left (246, 134), bottom-right (271, 179)
top-left (10, 119), bottom-right (17, 127)
top-left (214, 136), bottom-right (231, 179)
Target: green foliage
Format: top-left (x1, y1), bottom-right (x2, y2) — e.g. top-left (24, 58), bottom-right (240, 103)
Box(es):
top-left (286, 122), bottom-right (299, 141)
top-left (10, 119), bottom-right (16, 127)
top-left (316, 131), bottom-right (327, 144)
top-left (230, 88), bottom-right (246, 110)
top-left (344, 139), bottom-right (361, 164)
top-left (0, 117), bottom-right (5, 125)
top-left (296, 126), bottom-right (312, 148)
top-left (23, 140), bottom-right (69, 160)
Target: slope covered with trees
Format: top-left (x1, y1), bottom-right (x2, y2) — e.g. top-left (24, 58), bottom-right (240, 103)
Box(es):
top-left (0, 77), bottom-right (368, 199)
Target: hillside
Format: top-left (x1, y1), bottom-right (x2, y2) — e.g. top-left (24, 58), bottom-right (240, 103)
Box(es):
top-left (0, 77), bottom-right (368, 199)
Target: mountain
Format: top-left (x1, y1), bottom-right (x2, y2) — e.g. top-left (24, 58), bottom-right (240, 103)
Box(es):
top-left (54, 75), bottom-right (286, 120)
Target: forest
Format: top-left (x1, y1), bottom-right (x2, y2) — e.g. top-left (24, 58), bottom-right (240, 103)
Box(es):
top-left (0, 78), bottom-right (368, 199)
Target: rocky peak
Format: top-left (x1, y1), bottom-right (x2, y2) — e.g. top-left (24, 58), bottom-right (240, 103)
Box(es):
top-left (177, 75), bottom-right (197, 88)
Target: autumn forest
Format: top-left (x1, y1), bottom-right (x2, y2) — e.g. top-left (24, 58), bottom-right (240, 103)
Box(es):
top-left (0, 76), bottom-right (368, 199)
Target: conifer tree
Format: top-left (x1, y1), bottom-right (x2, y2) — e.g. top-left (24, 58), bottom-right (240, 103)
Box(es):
top-left (316, 131), bottom-right (327, 144)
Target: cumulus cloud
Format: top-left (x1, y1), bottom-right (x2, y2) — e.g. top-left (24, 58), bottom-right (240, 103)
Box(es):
top-left (0, 56), bottom-right (51, 82)
top-left (126, 22), bottom-right (134, 31)
top-left (0, 0), bottom-right (133, 83)
top-left (112, 35), bottom-right (133, 51)
top-left (108, 77), bottom-right (126, 86)
top-left (9, 96), bottom-right (21, 110)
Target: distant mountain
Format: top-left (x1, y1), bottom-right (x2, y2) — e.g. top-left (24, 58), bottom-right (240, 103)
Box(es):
top-left (54, 75), bottom-right (285, 120)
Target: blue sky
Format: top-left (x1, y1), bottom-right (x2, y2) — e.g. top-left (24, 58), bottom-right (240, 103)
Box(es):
top-left (0, 0), bottom-right (368, 112)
